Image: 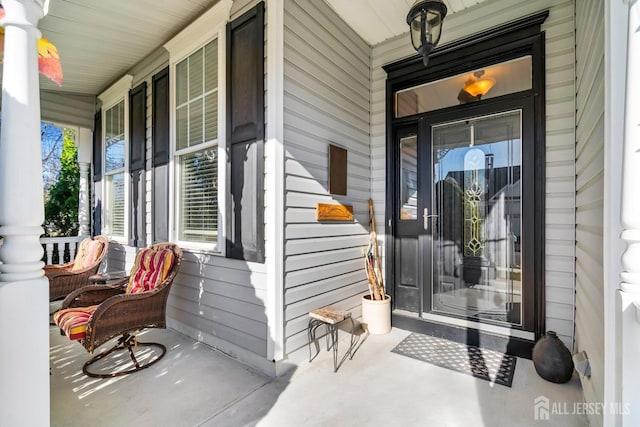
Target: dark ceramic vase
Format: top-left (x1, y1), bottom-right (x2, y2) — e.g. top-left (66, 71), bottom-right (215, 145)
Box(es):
top-left (532, 331), bottom-right (574, 383)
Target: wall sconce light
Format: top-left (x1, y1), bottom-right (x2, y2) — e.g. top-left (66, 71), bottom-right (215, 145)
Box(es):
top-left (407, 0), bottom-right (448, 66)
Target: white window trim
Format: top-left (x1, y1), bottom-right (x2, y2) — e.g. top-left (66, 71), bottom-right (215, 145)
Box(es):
top-left (165, 2), bottom-right (228, 254)
top-left (98, 75), bottom-right (133, 243)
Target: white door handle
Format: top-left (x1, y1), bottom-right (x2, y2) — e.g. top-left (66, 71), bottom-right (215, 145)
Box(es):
top-left (423, 208), bottom-right (439, 230)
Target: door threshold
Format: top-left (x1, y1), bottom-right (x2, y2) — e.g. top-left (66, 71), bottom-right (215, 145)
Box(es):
top-left (421, 312), bottom-right (535, 341)
top-left (392, 310), bottom-right (535, 359)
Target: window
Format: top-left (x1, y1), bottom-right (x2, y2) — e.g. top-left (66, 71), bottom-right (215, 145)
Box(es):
top-left (395, 56), bottom-right (533, 118)
top-left (104, 100), bottom-right (126, 237)
top-left (166, 0), bottom-right (265, 257)
top-left (173, 38), bottom-right (222, 249)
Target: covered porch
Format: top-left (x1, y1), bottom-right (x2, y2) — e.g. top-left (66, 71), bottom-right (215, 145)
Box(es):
top-left (1, 0), bottom-right (640, 426)
top-left (50, 325), bottom-right (587, 426)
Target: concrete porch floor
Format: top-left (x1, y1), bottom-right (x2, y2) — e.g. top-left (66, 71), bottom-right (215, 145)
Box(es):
top-left (50, 326), bottom-right (588, 426)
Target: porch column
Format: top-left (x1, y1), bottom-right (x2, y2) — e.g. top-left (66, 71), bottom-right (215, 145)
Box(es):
top-left (77, 127), bottom-right (92, 238)
top-left (0, 0), bottom-right (50, 426)
top-left (620, 0), bottom-right (640, 425)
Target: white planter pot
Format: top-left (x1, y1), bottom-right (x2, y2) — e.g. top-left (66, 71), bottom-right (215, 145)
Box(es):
top-left (361, 294), bottom-right (391, 335)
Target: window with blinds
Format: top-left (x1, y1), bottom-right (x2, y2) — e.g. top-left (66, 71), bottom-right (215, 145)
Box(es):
top-left (176, 40), bottom-right (218, 150)
top-left (104, 100), bottom-right (125, 237)
top-left (106, 172), bottom-right (125, 236)
top-left (175, 38), bottom-right (219, 245)
top-left (179, 149), bottom-right (218, 242)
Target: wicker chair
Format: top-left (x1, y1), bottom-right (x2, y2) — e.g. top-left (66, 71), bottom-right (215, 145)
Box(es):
top-left (46, 235), bottom-right (109, 302)
top-left (53, 242), bottom-right (183, 378)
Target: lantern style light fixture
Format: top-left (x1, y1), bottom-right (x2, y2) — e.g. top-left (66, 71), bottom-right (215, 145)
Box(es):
top-left (407, 0), bottom-right (448, 66)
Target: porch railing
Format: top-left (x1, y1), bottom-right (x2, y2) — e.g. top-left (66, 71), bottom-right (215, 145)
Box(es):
top-left (40, 236), bottom-right (81, 265)
top-left (0, 236), bottom-right (82, 265)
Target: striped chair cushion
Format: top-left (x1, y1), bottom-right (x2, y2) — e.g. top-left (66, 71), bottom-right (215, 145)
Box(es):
top-left (126, 248), bottom-right (175, 294)
top-left (53, 305), bottom-right (98, 341)
top-left (71, 239), bottom-right (104, 271)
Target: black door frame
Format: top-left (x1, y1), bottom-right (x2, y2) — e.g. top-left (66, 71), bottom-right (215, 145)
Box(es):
top-left (383, 11), bottom-right (548, 358)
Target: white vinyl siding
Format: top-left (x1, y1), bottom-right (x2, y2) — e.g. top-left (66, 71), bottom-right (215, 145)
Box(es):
top-left (40, 91), bottom-right (96, 129)
top-left (283, 0), bottom-right (371, 360)
top-left (162, 1), bottom-right (272, 372)
top-left (574, 0), bottom-right (604, 425)
top-left (371, 0), bottom-right (577, 347)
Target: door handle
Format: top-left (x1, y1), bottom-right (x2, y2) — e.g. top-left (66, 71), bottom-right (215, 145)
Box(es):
top-left (423, 208), bottom-right (439, 230)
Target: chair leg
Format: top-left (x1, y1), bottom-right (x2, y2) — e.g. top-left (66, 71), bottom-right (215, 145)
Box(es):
top-left (82, 333), bottom-right (167, 378)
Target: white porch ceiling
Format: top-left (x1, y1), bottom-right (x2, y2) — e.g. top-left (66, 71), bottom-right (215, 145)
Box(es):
top-left (36, 0), bottom-right (220, 95)
top-left (2, 0), bottom-right (489, 98)
top-left (324, 0), bottom-right (488, 45)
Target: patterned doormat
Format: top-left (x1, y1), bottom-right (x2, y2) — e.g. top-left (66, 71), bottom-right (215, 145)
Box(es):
top-left (391, 333), bottom-right (517, 387)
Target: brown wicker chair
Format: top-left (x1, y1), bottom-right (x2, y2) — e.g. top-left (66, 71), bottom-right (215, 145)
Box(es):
top-left (53, 242), bottom-right (183, 378)
top-left (46, 235), bottom-right (109, 302)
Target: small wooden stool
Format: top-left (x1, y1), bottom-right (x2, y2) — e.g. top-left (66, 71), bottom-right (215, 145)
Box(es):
top-left (308, 306), bottom-right (356, 372)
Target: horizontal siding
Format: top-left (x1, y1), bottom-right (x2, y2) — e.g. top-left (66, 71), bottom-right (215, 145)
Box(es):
top-left (168, 253), bottom-right (268, 357)
top-left (168, 0), bottom-right (271, 361)
top-left (283, 0), bottom-right (371, 358)
top-left (39, 91), bottom-right (96, 129)
top-left (95, 4), bottom-right (273, 368)
top-left (574, 0), bottom-right (605, 424)
top-left (370, 0), bottom-right (576, 347)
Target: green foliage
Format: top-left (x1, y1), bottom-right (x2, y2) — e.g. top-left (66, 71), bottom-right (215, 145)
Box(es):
top-left (44, 129), bottom-right (79, 236)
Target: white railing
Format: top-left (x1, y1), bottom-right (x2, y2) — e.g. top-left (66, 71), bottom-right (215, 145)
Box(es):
top-left (40, 236), bottom-right (81, 265)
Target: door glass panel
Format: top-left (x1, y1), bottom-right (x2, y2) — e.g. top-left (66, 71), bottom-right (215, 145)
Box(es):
top-left (400, 135), bottom-right (418, 220)
top-left (431, 110), bottom-right (522, 326)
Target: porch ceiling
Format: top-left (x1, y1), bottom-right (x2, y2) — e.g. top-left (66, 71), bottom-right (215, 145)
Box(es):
top-left (32, 0), bottom-right (220, 95)
top-left (324, 0), bottom-right (489, 45)
top-left (1, 0), bottom-right (491, 98)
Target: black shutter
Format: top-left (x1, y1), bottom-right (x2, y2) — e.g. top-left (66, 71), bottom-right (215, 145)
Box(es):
top-left (92, 111), bottom-right (102, 182)
top-left (129, 83), bottom-right (147, 247)
top-left (129, 83), bottom-right (146, 173)
top-left (152, 67), bottom-right (170, 243)
top-left (92, 110), bottom-right (102, 235)
top-left (226, 2), bottom-right (265, 263)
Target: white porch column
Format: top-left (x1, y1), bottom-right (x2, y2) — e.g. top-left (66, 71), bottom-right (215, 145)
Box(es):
top-left (77, 127), bottom-right (92, 238)
top-left (619, 0), bottom-right (640, 425)
top-left (0, 0), bottom-right (50, 426)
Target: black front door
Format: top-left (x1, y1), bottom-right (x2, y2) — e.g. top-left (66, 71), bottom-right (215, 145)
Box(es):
top-left (393, 97), bottom-right (535, 332)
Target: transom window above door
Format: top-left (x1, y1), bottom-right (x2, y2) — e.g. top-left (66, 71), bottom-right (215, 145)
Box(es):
top-left (395, 55), bottom-right (532, 118)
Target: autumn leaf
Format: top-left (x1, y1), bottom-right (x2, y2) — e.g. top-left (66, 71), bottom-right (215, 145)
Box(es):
top-left (37, 38), bottom-right (63, 86)
top-left (0, 8), bottom-right (63, 85)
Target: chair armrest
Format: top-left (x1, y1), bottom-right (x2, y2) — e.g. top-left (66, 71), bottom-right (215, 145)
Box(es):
top-left (45, 262), bottom-right (74, 270)
top-left (89, 271), bottom-right (129, 285)
top-left (61, 283), bottom-right (127, 309)
top-left (44, 264), bottom-right (74, 278)
top-left (85, 286), bottom-right (172, 351)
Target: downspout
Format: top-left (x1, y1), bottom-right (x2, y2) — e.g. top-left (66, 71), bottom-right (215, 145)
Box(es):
top-left (266, 0), bottom-right (286, 372)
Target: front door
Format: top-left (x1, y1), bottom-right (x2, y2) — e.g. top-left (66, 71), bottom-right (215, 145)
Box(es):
top-left (394, 98), bottom-right (535, 332)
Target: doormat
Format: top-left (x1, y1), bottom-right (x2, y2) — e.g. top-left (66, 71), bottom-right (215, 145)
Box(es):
top-left (391, 333), bottom-right (517, 387)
